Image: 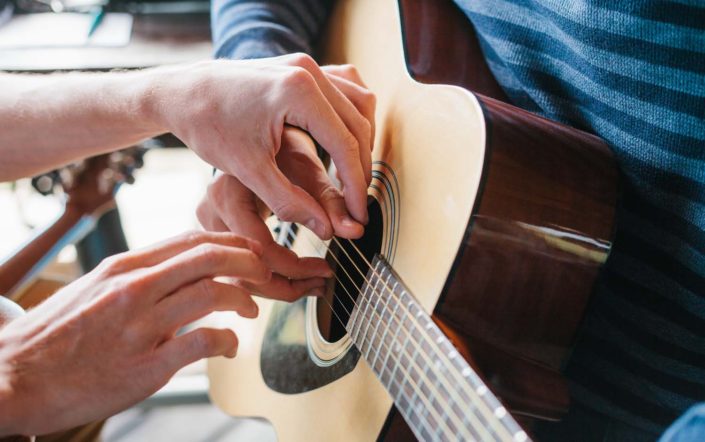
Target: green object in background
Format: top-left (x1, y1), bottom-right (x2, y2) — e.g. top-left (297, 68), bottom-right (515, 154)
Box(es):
top-left (87, 7), bottom-right (104, 37)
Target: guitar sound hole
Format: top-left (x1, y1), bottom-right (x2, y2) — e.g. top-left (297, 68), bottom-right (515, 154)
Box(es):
top-left (317, 198), bottom-right (383, 342)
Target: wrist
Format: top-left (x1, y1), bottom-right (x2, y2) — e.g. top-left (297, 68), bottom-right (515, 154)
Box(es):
top-left (132, 61), bottom-right (214, 139)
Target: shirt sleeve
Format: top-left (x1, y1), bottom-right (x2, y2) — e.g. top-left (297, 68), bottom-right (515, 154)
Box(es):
top-left (211, 0), bottom-right (336, 60)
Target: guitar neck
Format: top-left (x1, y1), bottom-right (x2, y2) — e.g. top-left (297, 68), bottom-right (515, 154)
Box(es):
top-left (0, 203), bottom-right (99, 299)
top-left (347, 255), bottom-right (529, 442)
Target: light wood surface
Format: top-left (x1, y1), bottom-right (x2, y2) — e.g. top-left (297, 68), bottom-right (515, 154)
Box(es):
top-left (207, 0), bottom-right (487, 440)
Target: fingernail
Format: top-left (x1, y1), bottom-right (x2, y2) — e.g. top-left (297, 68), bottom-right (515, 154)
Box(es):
top-left (341, 215), bottom-right (359, 228)
top-left (249, 302), bottom-right (259, 317)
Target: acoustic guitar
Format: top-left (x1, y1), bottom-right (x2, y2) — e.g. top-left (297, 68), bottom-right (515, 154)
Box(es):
top-left (0, 148), bottom-right (145, 304)
top-left (208, 0), bottom-right (619, 440)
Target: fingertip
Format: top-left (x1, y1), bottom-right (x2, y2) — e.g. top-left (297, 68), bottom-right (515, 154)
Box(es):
top-left (335, 215), bottom-right (365, 239)
top-left (224, 330), bottom-right (239, 358)
top-left (241, 297), bottom-right (259, 318)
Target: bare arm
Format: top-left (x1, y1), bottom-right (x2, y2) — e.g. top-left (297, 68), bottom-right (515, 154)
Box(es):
top-left (0, 70), bottom-right (160, 180)
top-left (0, 55), bottom-right (371, 227)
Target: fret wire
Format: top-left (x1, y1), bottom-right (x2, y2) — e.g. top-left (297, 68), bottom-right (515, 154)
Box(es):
top-left (354, 277), bottom-right (469, 442)
top-left (334, 247), bottom-right (523, 440)
top-left (370, 278), bottom-right (398, 372)
top-left (317, 292), bottom-right (441, 442)
top-left (397, 288), bottom-right (484, 442)
top-left (363, 266), bottom-right (393, 363)
top-left (329, 258), bottom-right (489, 441)
top-left (354, 258), bottom-right (382, 345)
top-left (355, 259), bottom-right (385, 354)
top-left (333, 237), bottom-right (526, 439)
top-left (303, 236), bottom-right (502, 441)
top-left (380, 302), bottom-right (450, 441)
top-left (329, 236), bottom-right (518, 437)
top-left (299, 233), bottom-right (519, 441)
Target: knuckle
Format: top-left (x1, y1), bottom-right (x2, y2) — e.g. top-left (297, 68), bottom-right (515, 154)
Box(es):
top-left (288, 52), bottom-right (316, 69)
top-left (194, 243), bottom-right (226, 267)
top-left (341, 63), bottom-right (358, 75)
top-left (282, 67), bottom-right (315, 91)
top-left (269, 194), bottom-right (298, 221)
top-left (361, 89), bottom-right (376, 111)
top-left (318, 185), bottom-right (343, 203)
top-left (97, 253), bottom-right (128, 275)
top-left (341, 130), bottom-right (361, 156)
top-left (181, 229), bottom-right (207, 247)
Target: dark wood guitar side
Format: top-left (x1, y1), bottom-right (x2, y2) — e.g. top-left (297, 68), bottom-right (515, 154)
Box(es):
top-left (381, 0), bottom-right (619, 438)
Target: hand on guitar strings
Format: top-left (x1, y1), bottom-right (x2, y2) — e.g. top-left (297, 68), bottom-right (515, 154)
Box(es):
top-left (197, 63), bottom-right (376, 301)
top-left (164, 55), bottom-right (375, 229)
top-left (0, 232), bottom-right (268, 437)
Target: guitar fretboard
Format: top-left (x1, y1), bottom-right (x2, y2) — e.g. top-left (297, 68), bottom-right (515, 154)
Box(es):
top-left (347, 255), bottom-right (529, 442)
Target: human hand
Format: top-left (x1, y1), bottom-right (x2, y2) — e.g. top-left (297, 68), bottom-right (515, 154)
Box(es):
top-left (149, 55), bottom-right (376, 236)
top-left (0, 232), bottom-right (269, 437)
top-left (198, 126), bottom-right (368, 300)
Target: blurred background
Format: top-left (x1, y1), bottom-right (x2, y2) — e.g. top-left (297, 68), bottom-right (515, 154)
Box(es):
top-left (0, 1), bottom-right (277, 440)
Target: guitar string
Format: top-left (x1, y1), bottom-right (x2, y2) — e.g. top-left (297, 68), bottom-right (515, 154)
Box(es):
top-left (293, 236), bottom-right (477, 442)
top-left (290, 234), bottom-right (502, 441)
top-left (325, 236), bottom-right (523, 441)
top-left (315, 281), bottom-right (443, 440)
top-left (298, 232), bottom-right (515, 440)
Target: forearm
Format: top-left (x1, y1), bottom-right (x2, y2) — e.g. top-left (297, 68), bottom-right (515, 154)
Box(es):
top-left (0, 70), bottom-right (164, 181)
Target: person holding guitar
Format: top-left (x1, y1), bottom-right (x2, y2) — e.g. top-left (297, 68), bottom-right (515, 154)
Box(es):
top-left (204, 0), bottom-right (705, 440)
top-left (0, 55), bottom-right (375, 437)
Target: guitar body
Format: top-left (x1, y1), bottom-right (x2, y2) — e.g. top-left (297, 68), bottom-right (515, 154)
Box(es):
top-left (208, 0), bottom-right (618, 440)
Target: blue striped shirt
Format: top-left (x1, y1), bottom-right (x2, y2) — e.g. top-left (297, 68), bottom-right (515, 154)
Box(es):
top-left (211, 0), bottom-right (705, 436)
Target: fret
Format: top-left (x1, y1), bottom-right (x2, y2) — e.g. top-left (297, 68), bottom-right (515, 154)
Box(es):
top-left (376, 284), bottom-right (402, 388)
top-left (353, 258), bottom-right (384, 352)
top-left (366, 270), bottom-right (396, 369)
top-left (363, 266), bottom-right (391, 362)
top-left (354, 256), bottom-right (531, 442)
top-left (350, 256), bottom-right (380, 342)
top-left (356, 262), bottom-right (385, 355)
top-left (371, 280), bottom-right (398, 370)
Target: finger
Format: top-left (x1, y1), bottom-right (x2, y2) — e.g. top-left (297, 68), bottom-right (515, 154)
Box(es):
top-left (281, 67), bottom-right (368, 224)
top-left (324, 75), bottom-right (375, 171)
top-left (156, 328), bottom-right (239, 376)
top-left (155, 279), bottom-right (258, 334)
top-left (286, 56), bottom-right (371, 183)
top-left (278, 128), bottom-right (364, 239)
top-left (246, 159), bottom-right (333, 239)
top-left (241, 275), bottom-right (327, 302)
top-left (143, 243), bottom-right (271, 299)
top-left (322, 64), bottom-right (368, 87)
top-left (209, 173), bottom-right (332, 279)
top-left (322, 65), bottom-right (376, 153)
top-left (196, 195), bottom-right (229, 233)
top-left (97, 231), bottom-right (262, 275)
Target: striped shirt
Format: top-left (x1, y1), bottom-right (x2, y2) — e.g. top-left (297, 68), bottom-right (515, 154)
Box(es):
top-left (211, 0), bottom-right (705, 436)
